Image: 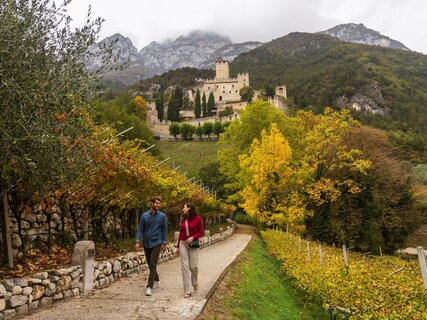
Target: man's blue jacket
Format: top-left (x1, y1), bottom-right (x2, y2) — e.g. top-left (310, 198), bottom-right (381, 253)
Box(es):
top-left (135, 210), bottom-right (167, 248)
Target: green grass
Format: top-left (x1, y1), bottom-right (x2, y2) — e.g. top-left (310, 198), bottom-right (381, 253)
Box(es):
top-left (226, 236), bottom-right (329, 320)
top-left (156, 140), bottom-right (219, 179)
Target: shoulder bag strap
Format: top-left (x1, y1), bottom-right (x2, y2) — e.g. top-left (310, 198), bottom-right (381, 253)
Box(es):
top-left (185, 219), bottom-right (190, 237)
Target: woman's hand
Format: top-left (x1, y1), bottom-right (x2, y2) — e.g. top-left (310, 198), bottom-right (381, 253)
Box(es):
top-left (185, 236), bottom-right (194, 244)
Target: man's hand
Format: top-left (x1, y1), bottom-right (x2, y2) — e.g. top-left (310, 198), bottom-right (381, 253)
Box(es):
top-left (175, 248), bottom-right (180, 257)
top-left (135, 242), bottom-right (141, 251)
top-left (161, 243), bottom-right (166, 252)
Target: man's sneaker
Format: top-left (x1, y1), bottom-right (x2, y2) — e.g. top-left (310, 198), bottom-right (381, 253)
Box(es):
top-left (153, 281), bottom-right (160, 289)
top-left (145, 287), bottom-right (152, 296)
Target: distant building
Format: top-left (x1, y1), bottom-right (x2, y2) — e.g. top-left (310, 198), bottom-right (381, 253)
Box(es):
top-left (189, 57), bottom-right (249, 115)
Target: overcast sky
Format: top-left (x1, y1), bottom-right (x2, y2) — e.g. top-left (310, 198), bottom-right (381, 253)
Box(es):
top-left (67, 0), bottom-right (427, 54)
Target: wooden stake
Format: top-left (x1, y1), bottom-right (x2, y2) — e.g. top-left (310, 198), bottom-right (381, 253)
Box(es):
top-left (417, 247), bottom-right (427, 289)
top-left (2, 195), bottom-right (13, 268)
top-left (342, 245), bottom-right (349, 268)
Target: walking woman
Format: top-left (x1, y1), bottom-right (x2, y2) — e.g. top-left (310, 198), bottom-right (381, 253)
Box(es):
top-left (176, 202), bottom-right (204, 298)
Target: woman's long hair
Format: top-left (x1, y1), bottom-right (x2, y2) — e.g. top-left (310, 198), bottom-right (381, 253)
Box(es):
top-left (185, 202), bottom-right (198, 219)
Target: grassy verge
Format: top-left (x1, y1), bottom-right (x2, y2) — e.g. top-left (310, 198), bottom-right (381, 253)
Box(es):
top-left (199, 234), bottom-right (328, 320)
top-left (156, 140), bottom-right (219, 179)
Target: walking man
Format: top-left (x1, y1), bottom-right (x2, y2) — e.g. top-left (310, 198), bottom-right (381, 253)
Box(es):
top-left (135, 197), bottom-right (167, 296)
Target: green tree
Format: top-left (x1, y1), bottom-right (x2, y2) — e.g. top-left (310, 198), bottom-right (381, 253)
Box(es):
top-left (93, 94), bottom-right (155, 148)
top-left (180, 123), bottom-right (195, 141)
top-left (264, 85), bottom-right (275, 99)
top-left (219, 106), bottom-right (234, 118)
top-left (213, 122), bottom-right (223, 139)
top-left (0, 0), bottom-right (109, 198)
top-left (199, 161), bottom-right (229, 199)
top-left (207, 92), bottom-right (215, 117)
top-left (202, 92), bottom-right (207, 117)
top-left (240, 86), bottom-right (255, 102)
top-left (202, 122), bottom-right (214, 140)
top-left (155, 94), bottom-right (165, 122)
top-left (172, 86), bottom-right (183, 121)
top-left (169, 122), bottom-right (181, 140)
top-left (194, 89), bottom-right (201, 119)
top-left (195, 125), bottom-right (204, 140)
top-left (167, 97), bottom-right (174, 122)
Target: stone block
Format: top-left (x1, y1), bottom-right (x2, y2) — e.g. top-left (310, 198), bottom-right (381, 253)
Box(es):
top-left (0, 280), bottom-right (13, 292)
top-left (31, 285), bottom-right (45, 300)
top-left (0, 299), bottom-right (5, 312)
top-left (55, 276), bottom-right (72, 293)
top-left (39, 297), bottom-right (53, 307)
top-left (22, 287), bottom-right (33, 296)
top-left (11, 286), bottom-right (22, 295)
top-left (33, 272), bottom-right (48, 280)
top-left (16, 304), bottom-right (28, 316)
top-left (28, 300), bottom-right (39, 311)
top-left (53, 293), bottom-right (63, 300)
top-left (8, 295), bottom-right (27, 308)
top-left (27, 278), bottom-right (42, 285)
top-left (44, 283), bottom-right (55, 296)
top-left (3, 309), bottom-right (15, 319)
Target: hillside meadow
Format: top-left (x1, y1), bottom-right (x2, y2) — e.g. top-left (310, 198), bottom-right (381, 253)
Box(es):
top-left (157, 140), bottom-right (219, 180)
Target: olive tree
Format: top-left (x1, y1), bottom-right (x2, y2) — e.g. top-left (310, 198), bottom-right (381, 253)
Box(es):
top-left (0, 0), bottom-right (112, 198)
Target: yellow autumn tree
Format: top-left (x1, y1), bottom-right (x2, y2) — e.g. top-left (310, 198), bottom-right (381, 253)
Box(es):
top-left (239, 124), bottom-right (309, 232)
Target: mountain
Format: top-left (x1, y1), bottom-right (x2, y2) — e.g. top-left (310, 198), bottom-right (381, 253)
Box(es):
top-left (318, 23), bottom-right (409, 50)
top-left (87, 33), bottom-right (140, 70)
top-left (229, 32), bottom-right (427, 150)
top-left (90, 31), bottom-right (262, 90)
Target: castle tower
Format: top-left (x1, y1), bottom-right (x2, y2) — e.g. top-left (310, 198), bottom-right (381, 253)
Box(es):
top-left (215, 57), bottom-right (229, 79)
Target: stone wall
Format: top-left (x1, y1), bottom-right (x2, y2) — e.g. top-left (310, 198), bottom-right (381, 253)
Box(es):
top-left (1, 199), bottom-right (137, 260)
top-left (0, 225), bottom-right (235, 319)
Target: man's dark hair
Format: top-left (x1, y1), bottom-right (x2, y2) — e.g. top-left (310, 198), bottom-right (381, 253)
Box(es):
top-left (150, 197), bottom-right (162, 203)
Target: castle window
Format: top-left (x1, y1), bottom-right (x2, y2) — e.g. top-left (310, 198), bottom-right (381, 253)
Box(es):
top-left (229, 91), bottom-right (231, 93)
top-left (216, 85), bottom-right (218, 88)
top-left (223, 91), bottom-right (225, 94)
top-left (208, 87), bottom-right (210, 90)
top-left (232, 85), bottom-right (234, 88)
top-left (219, 96), bottom-right (223, 101)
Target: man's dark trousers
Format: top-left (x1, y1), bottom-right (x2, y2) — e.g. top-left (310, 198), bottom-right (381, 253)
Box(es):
top-left (144, 245), bottom-right (161, 288)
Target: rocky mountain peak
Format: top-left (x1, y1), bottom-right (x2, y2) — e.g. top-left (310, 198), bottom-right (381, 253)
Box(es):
top-left (319, 23), bottom-right (409, 50)
top-left (87, 33), bottom-right (139, 70)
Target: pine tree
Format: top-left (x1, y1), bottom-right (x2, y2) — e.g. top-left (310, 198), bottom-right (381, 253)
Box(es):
top-left (155, 94), bottom-right (164, 122)
top-left (172, 86), bottom-right (183, 121)
top-left (194, 89), bottom-right (201, 118)
top-left (202, 92), bottom-right (207, 117)
top-left (167, 97), bottom-right (173, 121)
top-left (207, 92), bottom-right (215, 117)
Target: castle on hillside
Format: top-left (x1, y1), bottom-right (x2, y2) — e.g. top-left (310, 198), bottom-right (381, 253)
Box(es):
top-left (188, 57), bottom-right (250, 115)
top-left (146, 57), bottom-right (288, 136)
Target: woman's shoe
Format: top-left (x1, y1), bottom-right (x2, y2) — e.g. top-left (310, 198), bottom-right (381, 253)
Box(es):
top-left (193, 283), bottom-right (199, 290)
top-left (184, 293), bottom-right (192, 298)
